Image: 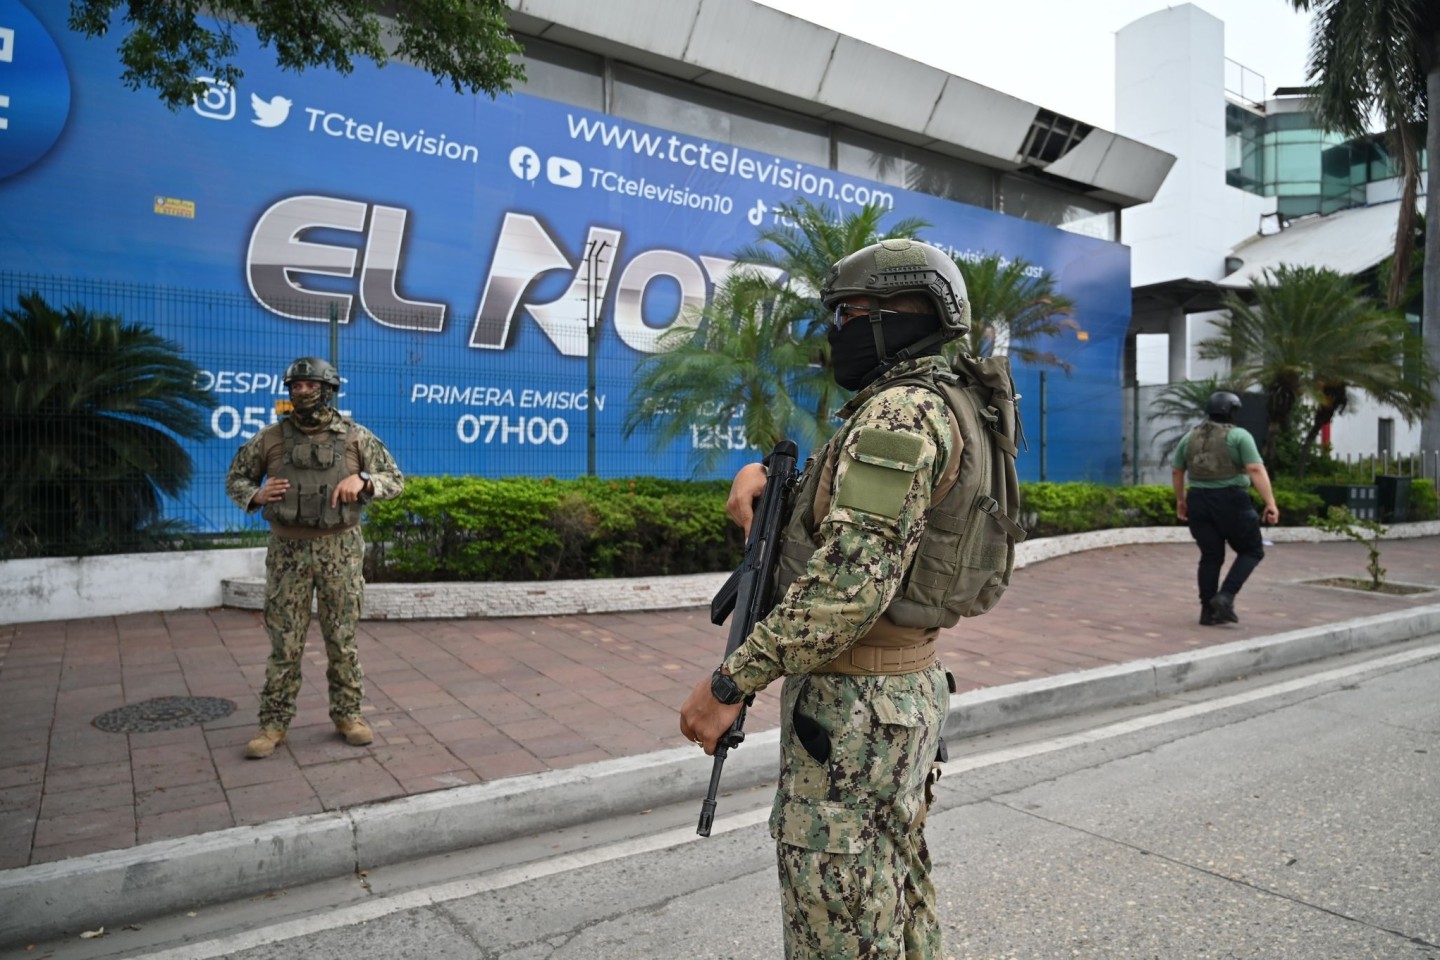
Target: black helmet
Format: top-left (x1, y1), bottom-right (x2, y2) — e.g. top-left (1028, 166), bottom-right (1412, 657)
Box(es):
top-left (283, 356), bottom-right (341, 389)
top-left (821, 238), bottom-right (971, 339)
top-left (1205, 391), bottom-right (1242, 422)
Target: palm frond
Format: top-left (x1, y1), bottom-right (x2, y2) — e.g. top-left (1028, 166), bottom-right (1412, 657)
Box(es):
top-left (0, 292), bottom-right (217, 555)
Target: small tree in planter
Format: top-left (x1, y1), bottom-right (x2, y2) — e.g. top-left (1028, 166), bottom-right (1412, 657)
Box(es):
top-left (1308, 505), bottom-right (1387, 590)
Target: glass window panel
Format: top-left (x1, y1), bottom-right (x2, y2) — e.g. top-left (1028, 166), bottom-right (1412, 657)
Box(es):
top-left (836, 129), bottom-right (994, 209)
top-left (836, 133), bottom-right (906, 187)
top-left (612, 65), bottom-right (828, 165)
top-left (1268, 129), bottom-right (1322, 145)
top-left (515, 37), bottom-right (603, 110)
top-left (998, 175), bottom-right (1118, 240)
top-left (1271, 112), bottom-right (1315, 131)
top-left (1272, 144), bottom-right (1321, 182)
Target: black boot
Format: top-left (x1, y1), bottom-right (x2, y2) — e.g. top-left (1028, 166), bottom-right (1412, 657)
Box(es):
top-left (1199, 603), bottom-right (1218, 626)
top-left (1208, 591), bottom-right (1239, 624)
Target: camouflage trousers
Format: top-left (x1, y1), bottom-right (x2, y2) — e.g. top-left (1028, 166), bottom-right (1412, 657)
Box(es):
top-left (258, 527), bottom-right (366, 730)
top-left (770, 664), bottom-right (949, 959)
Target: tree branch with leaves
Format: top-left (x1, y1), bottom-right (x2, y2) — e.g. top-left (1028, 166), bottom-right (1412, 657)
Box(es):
top-left (68, 0), bottom-right (526, 110)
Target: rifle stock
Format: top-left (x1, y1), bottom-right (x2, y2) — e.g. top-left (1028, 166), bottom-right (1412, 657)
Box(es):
top-left (697, 439), bottom-right (799, 837)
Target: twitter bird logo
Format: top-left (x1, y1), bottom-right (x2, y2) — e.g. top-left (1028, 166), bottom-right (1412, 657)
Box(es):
top-left (250, 94), bottom-right (292, 128)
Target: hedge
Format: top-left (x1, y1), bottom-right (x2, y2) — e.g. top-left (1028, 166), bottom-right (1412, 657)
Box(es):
top-left (360, 475), bottom-right (1435, 582)
top-left (363, 475), bottom-right (742, 582)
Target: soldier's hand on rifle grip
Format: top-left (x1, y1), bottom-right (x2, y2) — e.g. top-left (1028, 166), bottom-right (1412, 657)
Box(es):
top-left (726, 462), bottom-right (769, 537)
top-left (679, 673), bottom-right (745, 756)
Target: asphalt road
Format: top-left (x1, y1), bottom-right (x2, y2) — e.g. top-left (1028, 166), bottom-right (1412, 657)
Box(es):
top-left (27, 640), bottom-right (1440, 960)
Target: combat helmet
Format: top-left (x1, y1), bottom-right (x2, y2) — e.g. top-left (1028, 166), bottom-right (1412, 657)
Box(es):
top-left (282, 356), bottom-right (341, 389)
top-left (1205, 390), bottom-right (1242, 422)
top-left (821, 238), bottom-right (971, 339)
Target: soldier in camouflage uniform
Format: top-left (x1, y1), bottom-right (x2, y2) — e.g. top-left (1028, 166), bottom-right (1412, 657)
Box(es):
top-left (682, 239), bottom-right (972, 959)
top-left (225, 357), bottom-right (403, 759)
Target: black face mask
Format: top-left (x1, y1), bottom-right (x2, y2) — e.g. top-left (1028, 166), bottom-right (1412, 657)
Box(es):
top-left (827, 311), bottom-right (944, 392)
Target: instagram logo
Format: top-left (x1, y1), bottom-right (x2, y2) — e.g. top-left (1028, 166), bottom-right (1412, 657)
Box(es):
top-left (192, 78), bottom-right (235, 120)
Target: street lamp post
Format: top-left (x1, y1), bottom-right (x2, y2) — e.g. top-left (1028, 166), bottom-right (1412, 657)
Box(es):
top-left (582, 240), bottom-right (611, 476)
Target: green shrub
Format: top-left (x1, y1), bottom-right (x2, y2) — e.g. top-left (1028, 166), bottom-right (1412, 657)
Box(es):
top-left (1408, 478), bottom-right (1438, 521)
top-left (1018, 482), bottom-right (1109, 536)
top-left (1115, 485), bottom-right (1177, 527)
top-left (1019, 482), bottom-right (1180, 537)
top-left (363, 475), bottom-right (565, 581)
top-left (363, 475), bottom-right (742, 582)
top-left (1265, 478), bottom-right (1327, 524)
top-left (355, 471), bottom-right (1425, 584)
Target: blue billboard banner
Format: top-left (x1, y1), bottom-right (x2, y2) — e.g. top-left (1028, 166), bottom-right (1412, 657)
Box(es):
top-left (1, 1), bottom-right (1132, 533)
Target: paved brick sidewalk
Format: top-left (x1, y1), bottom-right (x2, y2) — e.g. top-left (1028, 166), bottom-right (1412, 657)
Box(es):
top-left (1, 538), bottom-right (1437, 870)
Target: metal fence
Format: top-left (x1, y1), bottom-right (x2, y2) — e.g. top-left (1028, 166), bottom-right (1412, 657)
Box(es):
top-left (2, 273), bottom-right (651, 557)
top-left (14, 273), bottom-right (1431, 557)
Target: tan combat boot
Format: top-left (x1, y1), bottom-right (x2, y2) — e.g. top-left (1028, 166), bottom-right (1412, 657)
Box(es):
top-left (336, 717), bottom-right (374, 746)
top-left (244, 728), bottom-right (286, 759)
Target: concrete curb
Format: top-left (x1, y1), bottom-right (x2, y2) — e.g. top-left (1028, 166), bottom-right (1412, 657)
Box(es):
top-left (4, 601), bottom-right (1439, 946)
top-left (218, 521), bottom-right (1440, 620)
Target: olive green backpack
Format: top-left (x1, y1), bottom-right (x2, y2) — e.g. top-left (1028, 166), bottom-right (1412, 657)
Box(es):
top-left (885, 352), bottom-right (1028, 626)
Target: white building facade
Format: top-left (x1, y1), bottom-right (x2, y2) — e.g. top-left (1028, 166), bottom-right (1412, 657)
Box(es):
top-left (1115, 4), bottom-right (1426, 483)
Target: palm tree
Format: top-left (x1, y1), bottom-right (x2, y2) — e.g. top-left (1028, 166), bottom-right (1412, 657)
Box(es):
top-left (1146, 375), bottom-right (1252, 465)
top-left (954, 253), bottom-right (1079, 369)
top-left (1197, 264), bottom-right (1435, 477)
top-left (623, 200), bottom-right (927, 469)
top-left (0, 292), bottom-right (217, 556)
top-left (621, 276), bottom-right (831, 475)
top-left (1288, 0), bottom-right (1440, 454)
top-left (729, 197), bottom-right (931, 349)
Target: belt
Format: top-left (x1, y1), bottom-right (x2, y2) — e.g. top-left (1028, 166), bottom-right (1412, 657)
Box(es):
top-left (811, 638), bottom-right (937, 676)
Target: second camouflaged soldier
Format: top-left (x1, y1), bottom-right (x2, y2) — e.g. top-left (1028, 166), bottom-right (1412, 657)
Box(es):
top-left (225, 357), bottom-right (403, 759)
top-left (682, 239), bottom-right (975, 959)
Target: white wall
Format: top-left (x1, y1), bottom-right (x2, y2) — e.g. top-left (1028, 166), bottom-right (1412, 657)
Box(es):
top-left (1117, 4), bottom-right (1230, 286)
top-left (1325, 394), bottom-right (1424, 463)
top-left (0, 548), bottom-right (265, 625)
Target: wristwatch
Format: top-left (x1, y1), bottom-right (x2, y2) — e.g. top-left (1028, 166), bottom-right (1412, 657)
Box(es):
top-left (358, 471), bottom-right (372, 488)
top-left (710, 668), bottom-right (745, 705)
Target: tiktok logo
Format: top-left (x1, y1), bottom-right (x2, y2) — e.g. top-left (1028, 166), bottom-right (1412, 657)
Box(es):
top-left (747, 198), bottom-right (768, 226)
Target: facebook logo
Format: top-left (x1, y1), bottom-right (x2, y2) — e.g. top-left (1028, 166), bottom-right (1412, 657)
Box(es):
top-left (509, 146), bottom-right (539, 181)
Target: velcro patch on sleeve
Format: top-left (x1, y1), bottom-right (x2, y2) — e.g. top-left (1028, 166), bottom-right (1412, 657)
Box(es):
top-left (833, 427), bottom-right (923, 520)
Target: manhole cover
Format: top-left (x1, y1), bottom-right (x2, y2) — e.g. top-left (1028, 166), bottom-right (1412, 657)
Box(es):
top-left (93, 696), bottom-right (237, 734)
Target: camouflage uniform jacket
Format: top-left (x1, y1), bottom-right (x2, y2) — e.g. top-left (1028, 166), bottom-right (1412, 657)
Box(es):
top-left (225, 415), bottom-right (404, 539)
top-left (723, 355), bottom-right (956, 694)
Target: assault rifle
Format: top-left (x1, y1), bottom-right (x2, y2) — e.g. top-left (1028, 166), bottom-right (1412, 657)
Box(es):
top-left (697, 439), bottom-right (800, 837)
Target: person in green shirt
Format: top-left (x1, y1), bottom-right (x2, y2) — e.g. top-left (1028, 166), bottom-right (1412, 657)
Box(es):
top-left (1171, 391), bottom-right (1280, 625)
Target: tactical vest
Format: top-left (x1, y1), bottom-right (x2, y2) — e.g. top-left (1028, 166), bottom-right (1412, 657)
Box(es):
top-left (261, 418), bottom-right (364, 531)
top-left (1185, 422), bottom-right (1240, 481)
top-left (776, 357), bottom-right (1026, 673)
